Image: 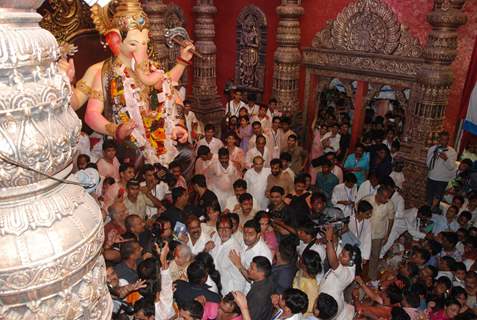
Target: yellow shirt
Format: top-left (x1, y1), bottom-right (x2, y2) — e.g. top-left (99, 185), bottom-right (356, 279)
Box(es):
top-left (363, 195), bottom-right (395, 240)
top-left (293, 270), bottom-right (319, 316)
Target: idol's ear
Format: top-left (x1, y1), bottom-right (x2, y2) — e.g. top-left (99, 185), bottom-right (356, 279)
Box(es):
top-left (105, 30), bottom-right (122, 56)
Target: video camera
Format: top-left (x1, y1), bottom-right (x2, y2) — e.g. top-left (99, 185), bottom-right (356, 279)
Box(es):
top-left (315, 216), bottom-right (351, 234)
top-left (309, 206), bottom-right (350, 234)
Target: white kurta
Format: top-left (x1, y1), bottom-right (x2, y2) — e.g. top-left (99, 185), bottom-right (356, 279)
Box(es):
top-left (224, 195), bottom-right (260, 213)
top-left (380, 208), bottom-right (426, 258)
top-left (187, 230), bottom-right (211, 256)
top-left (244, 167), bottom-right (272, 210)
top-left (268, 128), bottom-right (282, 160)
top-left (226, 100), bottom-right (248, 118)
top-left (331, 183), bottom-right (357, 217)
top-left (154, 268), bottom-right (176, 320)
top-left (209, 161), bottom-right (240, 209)
top-left (357, 180), bottom-right (379, 201)
top-left (321, 132), bottom-right (341, 153)
top-left (245, 147), bottom-right (271, 169)
top-left (195, 155), bottom-right (218, 184)
top-left (241, 239), bottom-right (273, 293)
top-left (390, 191), bottom-right (405, 220)
top-left (211, 237), bottom-right (246, 295)
top-left (144, 181), bottom-right (169, 218)
top-left (320, 264), bottom-right (356, 320)
top-left (348, 214), bottom-right (372, 260)
top-left (297, 240), bottom-right (326, 262)
top-left (252, 115), bottom-right (272, 133)
top-left (196, 137), bottom-right (224, 155)
top-left (185, 111), bottom-right (201, 144)
top-left (390, 171), bottom-right (405, 190)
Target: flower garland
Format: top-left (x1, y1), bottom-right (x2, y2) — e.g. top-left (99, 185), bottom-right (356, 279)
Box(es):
top-left (110, 61), bottom-right (170, 164)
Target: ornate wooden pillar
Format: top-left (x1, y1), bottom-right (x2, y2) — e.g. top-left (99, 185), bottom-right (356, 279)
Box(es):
top-left (143, 0), bottom-right (168, 66)
top-left (272, 0), bottom-right (304, 113)
top-left (192, 0), bottom-right (222, 127)
top-left (350, 81), bottom-right (368, 151)
top-left (401, 0), bottom-right (467, 207)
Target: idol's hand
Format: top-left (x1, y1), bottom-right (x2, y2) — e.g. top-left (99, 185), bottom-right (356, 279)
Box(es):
top-left (172, 125), bottom-right (189, 144)
top-left (58, 58), bottom-right (75, 83)
top-left (180, 40), bottom-right (195, 62)
top-left (116, 121), bottom-right (136, 141)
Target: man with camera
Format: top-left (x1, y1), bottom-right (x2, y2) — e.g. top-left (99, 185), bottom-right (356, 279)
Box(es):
top-left (426, 131), bottom-right (457, 205)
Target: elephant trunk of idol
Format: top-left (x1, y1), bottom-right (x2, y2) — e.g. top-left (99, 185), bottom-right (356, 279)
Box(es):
top-left (132, 49), bottom-right (163, 87)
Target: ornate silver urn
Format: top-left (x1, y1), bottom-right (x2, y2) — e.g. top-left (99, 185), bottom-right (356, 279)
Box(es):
top-left (0, 1), bottom-right (111, 319)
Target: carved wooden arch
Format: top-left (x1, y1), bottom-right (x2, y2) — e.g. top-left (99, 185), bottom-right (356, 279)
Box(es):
top-left (235, 5), bottom-right (268, 102)
top-left (302, 0), bottom-right (425, 145)
top-left (39, 0), bottom-right (97, 43)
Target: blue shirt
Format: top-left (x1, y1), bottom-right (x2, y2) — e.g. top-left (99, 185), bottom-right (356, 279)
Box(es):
top-left (315, 172), bottom-right (339, 203)
top-left (344, 152), bottom-right (370, 186)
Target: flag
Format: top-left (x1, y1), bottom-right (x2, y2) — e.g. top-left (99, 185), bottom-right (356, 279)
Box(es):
top-left (463, 83), bottom-right (477, 135)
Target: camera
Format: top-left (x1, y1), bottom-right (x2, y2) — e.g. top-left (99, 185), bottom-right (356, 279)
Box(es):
top-left (316, 216), bottom-right (351, 234)
top-left (150, 220), bottom-right (166, 252)
top-left (109, 285), bottom-right (134, 317)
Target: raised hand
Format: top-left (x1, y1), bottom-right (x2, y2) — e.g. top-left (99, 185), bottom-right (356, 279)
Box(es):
top-left (116, 121), bottom-right (136, 141)
top-left (180, 40), bottom-right (195, 62)
top-left (228, 249), bottom-right (242, 267)
top-left (58, 58), bottom-right (75, 83)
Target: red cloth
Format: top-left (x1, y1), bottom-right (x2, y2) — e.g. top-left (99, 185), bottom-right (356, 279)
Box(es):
top-left (201, 302), bottom-right (242, 320)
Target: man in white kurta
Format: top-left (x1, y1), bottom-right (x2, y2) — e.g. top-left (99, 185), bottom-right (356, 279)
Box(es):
top-left (183, 99), bottom-right (202, 144)
top-left (356, 175), bottom-right (380, 201)
top-left (196, 125), bottom-right (223, 155)
top-left (208, 148), bottom-right (241, 209)
top-left (269, 117), bottom-right (283, 160)
top-left (348, 210), bottom-right (372, 261)
top-left (186, 216), bottom-right (211, 256)
top-left (229, 219), bottom-right (273, 294)
top-left (210, 218), bottom-right (246, 295)
top-left (195, 146), bottom-right (217, 184)
top-left (380, 206), bottom-right (431, 258)
top-left (245, 135), bottom-right (272, 169)
top-left (224, 180), bottom-right (260, 213)
top-left (244, 156), bottom-right (271, 210)
top-left (332, 174), bottom-right (358, 218)
top-left (248, 121), bottom-right (268, 152)
top-left (225, 90), bottom-right (248, 119)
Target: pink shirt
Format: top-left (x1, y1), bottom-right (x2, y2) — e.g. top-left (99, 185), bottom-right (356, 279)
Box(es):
top-left (202, 302), bottom-right (242, 320)
top-left (430, 310), bottom-right (449, 320)
top-left (97, 157), bottom-right (120, 181)
top-left (229, 146), bottom-right (245, 172)
top-left (262, 230), bottom-right (278, 256)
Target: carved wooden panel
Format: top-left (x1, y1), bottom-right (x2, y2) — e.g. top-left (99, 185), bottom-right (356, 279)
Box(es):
top-left (304, 0), bottom-right (424, 79)
top-left (165, 3), bottom-right (188, 86)
top-left (235, 5), bottom-right (267, 102)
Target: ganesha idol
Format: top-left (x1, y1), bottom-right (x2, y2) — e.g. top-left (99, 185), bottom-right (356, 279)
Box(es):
top-left (61, 0), bottom-right (193, 166)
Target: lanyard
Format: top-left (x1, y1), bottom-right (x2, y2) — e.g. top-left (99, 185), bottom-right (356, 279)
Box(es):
top-left (345, 186), bottom-right (353, 202)
top-left (229, 101), bottom-right (240, 116)
top-left (355, 217), bottom-right (364, 240)
top-left (272, 130), bottom-right (279, 147)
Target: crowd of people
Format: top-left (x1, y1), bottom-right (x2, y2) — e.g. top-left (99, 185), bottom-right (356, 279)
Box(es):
top-left (74, 89), bottom-right (477, 320)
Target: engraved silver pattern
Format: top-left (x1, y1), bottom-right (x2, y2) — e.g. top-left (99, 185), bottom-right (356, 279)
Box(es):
top-left (0, 2), bottom-right (111, 318)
